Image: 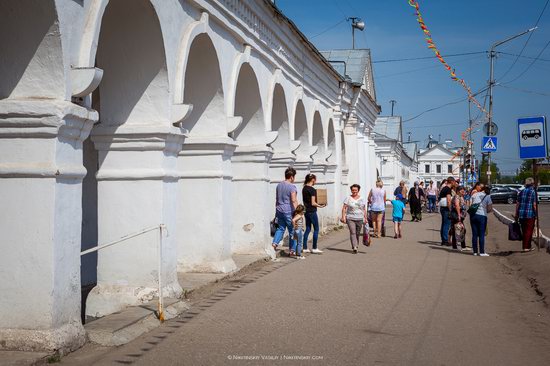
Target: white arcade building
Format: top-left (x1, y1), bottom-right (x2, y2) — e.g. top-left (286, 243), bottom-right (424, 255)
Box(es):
top-left (0, 0), bottom-right (380, 353)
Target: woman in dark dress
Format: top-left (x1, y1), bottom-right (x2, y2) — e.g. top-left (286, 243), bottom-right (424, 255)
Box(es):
top-left (302, 174), bottom-right (326, 254)
top-left (408, 181), bottom-right (424, 222)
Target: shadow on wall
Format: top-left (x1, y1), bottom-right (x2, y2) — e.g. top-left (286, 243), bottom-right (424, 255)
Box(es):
top-left (183, 34), bottom-right (226, 137)
top-left (271, 84), bottom-right (290, 150)
top-left (95, 0), bottom-right (169, 126)
top-left (232, 63), bottom-right (264, 145)
top-left (0, 0), bottom-right (65, 99)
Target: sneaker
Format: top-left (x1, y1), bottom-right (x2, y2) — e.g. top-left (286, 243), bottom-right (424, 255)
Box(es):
top-left (479, 253), bottom-right (490, 257)
top-left (311, 249), bottom-right (323, 254)
top-left (461, 247), bottom-right (471, 252)
top-left (473, 253), bottom-right (479, 256)
top-left (303, 249), bottom-right (311, 253)
top-left (295, 255), bottom-right (306, 260)
top-left (353, 248), bottom-right (358, 254)
top-left (394, 235), bottom-right (398, 239)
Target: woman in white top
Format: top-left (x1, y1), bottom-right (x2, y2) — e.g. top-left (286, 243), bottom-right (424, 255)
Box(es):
top-left (469, 184), bottom-right (493, 256)
top-left (341, 184), bottom-right (367, 254)
top-left (368, 180), bottom-right (387, 238)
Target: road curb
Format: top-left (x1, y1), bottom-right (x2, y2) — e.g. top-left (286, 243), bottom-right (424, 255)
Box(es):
top-left (493, 208), bottom-right (550, 252)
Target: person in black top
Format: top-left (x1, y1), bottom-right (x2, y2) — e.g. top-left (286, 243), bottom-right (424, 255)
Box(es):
top-left (302, 173), bottom-right (326, 254)
top-left (438, 177), bottom-right (456, 246)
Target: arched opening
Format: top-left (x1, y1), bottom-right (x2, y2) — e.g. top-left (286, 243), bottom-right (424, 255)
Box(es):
top-left (327, 119), bottom-right (336, 163)
top-left (82, 0), bottom-right (172, 318)
top-left (311, 111), bottom-right (324, 157)
top-left (93, 0), bottom-right (169, 125)
top-left (293, 100), bottom-right (308, 154)
top-left (233, 63), bottom-right (264, 145)
top-left (270, 84), bottom-right (289, 150)
top-left (0, 0), bottom-right (65, 99)
top-left (183, 34), bottom-right (225, 137)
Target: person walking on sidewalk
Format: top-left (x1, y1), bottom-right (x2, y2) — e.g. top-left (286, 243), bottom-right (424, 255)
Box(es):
top-left (469, 184), bottom-right (492, 256)
top-left (408, 181), bottom-right (424, 222)
top-left (291, 204), bottom-right (306, 259)
top-left (515, 177), bottom-right (538, 252)
top-left (450, 186), bottom-right (468, 251)
top-left (438, 177), bottom-right (456, 246)
top-left (368, 180), bottom-right (386, 237)
top-left (302, 173), bottom-right (325, 254)
top-left (272, 167), bottom-right (298, 251)
top-left (341, 184), bottom-right (367, 254)
top-left (426, 181), bottom-right (438, 213)
top-left (389, 194), bottom-right (406, 239)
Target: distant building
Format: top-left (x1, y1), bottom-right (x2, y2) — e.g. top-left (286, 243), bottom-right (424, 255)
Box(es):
top-left (373, 116), bottom-right (418, 190)
top-left (418, 136), bottom-right (461, 184)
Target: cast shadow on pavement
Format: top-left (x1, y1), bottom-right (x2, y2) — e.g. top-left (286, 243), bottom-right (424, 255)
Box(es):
top-left (326, 247), bottom-right (367, 255)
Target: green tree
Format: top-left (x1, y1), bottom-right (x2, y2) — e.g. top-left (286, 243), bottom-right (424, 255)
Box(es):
top-left (479, 159), bottom-right (501, 185)
top-left (516, 159), bottom-right (550, 185)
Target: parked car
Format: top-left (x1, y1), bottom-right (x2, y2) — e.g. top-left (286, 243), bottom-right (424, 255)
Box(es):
top-left (538, 185), bottom-right (550, 203)
top-left (505, 184), bottom-right (524, 192)
top-left (490, 186), bottom-right (518, 204)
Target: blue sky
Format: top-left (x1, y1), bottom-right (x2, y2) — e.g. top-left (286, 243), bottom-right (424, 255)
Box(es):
top-left (276, 0), bottom-right (550, 174)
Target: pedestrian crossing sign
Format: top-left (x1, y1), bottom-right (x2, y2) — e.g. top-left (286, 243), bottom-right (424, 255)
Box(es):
top-left (481, 136), bottom-right (497, 152)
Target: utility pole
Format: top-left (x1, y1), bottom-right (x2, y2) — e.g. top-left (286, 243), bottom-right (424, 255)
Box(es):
top-left (389, 100), bottom-right (397, 116)
top-left (486, 27), bottom-right (536, 185)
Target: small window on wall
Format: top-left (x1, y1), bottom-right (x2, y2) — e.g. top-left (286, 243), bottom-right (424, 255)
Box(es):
top-left (448, 164), bottom-right (453, 173)
top-left (436, 164), bottom-right (441, 174)
top-left (425, 164), bottom-right (430, 173)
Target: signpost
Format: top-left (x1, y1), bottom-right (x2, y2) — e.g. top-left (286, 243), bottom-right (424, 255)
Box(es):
top-left (518, 116), bottom-right (547, 159)
top-left (517, 116), bottom-right (547, 252)
top-left (481, 136), bottom-right (498, 153)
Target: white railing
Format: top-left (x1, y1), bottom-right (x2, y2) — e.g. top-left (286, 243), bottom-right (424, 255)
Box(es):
top-left (81, 224), bottom-right (167, 322)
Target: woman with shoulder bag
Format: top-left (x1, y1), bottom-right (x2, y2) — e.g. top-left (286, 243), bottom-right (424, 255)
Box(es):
top-left (469, 184), bottom-right (492, 256)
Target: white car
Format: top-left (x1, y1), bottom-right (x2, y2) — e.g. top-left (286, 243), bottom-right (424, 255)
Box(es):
top-left (538, 185), bottom-right (550, 203)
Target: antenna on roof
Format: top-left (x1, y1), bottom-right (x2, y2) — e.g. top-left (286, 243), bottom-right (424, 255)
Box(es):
top-left (389, 100), bottom-right (397, 116)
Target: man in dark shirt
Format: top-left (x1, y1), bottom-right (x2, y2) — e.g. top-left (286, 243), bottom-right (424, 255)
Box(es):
top-left (438, 177), bottom-right (456, 246)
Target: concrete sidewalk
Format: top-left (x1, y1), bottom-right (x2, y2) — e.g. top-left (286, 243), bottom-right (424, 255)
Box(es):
top-left (59, 213), bottom-right (550, 365)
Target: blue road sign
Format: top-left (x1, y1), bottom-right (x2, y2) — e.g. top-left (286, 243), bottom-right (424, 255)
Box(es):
top-left (481, 136), bottom-right (497, 152)
top-left (518, 116), bottom-right (547, 159)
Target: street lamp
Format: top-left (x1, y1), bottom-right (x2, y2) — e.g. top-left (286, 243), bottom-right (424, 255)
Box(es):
top-left (485, 27), bottom-right (536, 184)
top-left (348, 17), bottom-right (365, 49)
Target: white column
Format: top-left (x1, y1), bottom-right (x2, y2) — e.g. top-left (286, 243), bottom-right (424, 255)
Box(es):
top-left (356, 129), bottom-right (367, 191)
top-left (230, 146), bottom-right (274, 255)
top-left (334, 127), bottom-right (344, 212)
top-left (176, 137), bottom-right (237, 273)
top-left (0, 100), bottom-right (96, 352)
top-left (343, 118), bottom-right (359, 186)
top-left (86, 125), bottom-right (184, 318)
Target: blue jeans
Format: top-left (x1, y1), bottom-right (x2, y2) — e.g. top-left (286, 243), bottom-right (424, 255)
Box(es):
top-left (470, 214), bottom-right (487, 254)
top-left (427, 195), bottom-right (437, 212)
top-left (291, 228), bottom-right (303, 255)
top-left (440, 207), bottom-right (451, 244)
top-left (303, 212), bottom-right (319, 250)
top-left (272, 211), bottom-right (294, 248)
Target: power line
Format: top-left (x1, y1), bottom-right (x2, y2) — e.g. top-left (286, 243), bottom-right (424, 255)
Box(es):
top-left (497, 0), bottom-right (549, 81)
top-left (503, 38), bottom-right (550, 83)
top-left (402, 86), bottom-right (490, 123)
top-left (372, 51), bottom-right (487, 64)
top-left (498, 51), bottom-right (550, 62)
top-left (310, 17), bottom-right (348, 39)
top-left (499, 84), bottom-right (550, 97)
top-left (376, 54), bottom-right (485, 79)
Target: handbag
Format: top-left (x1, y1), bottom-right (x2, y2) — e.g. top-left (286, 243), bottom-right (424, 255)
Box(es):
top-left (362, 223), bottom-right (371, 247)
top-left (468, 194), bottom-right (487, 216)
top-left (508, 221), bottom-right (522, 241)
top-left (270, 218), bottom-right (278, 237)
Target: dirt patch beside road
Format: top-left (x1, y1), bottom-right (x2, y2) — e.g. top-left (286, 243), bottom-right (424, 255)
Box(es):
top-left (487, 214), bottom-right (550, 308)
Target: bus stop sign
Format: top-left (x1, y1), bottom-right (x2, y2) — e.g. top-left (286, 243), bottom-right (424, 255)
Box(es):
top-left (518, 116), bottom-right (547, 159)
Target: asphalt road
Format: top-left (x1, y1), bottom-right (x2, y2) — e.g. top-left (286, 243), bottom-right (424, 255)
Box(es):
top-left (494, 203), bottom-right (550, 233)
top-left (63, 214), bottom-right (550, 366)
